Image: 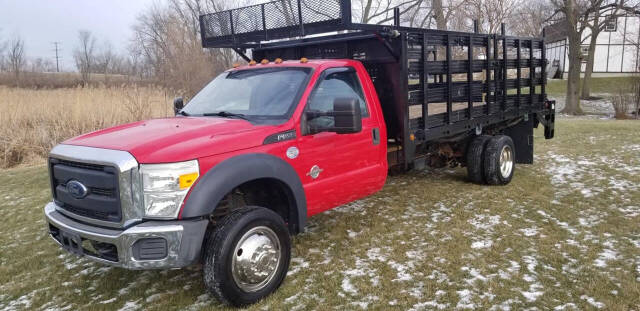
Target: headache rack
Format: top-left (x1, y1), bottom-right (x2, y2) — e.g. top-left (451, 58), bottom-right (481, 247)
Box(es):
top-left (199, 0), bottom-right (555, 169)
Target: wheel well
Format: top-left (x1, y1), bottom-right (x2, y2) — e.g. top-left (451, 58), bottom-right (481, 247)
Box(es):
top-left (210, 178), bottom-right (298, 233)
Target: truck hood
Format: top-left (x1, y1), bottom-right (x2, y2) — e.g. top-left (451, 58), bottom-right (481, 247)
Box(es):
top-left (63, 117), bottom-right (277, 163)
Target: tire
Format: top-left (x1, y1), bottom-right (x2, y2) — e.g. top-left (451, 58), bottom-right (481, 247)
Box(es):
top-left (466, 135), bottom-right (491, 184)
top-left (483, 135), bottom-right (516, 185)
top-left (203, 206), bottom-right (291, 307)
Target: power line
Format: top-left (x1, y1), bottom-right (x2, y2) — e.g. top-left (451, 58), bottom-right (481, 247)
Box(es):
top-left (52, 42), bottom-right (62, 72)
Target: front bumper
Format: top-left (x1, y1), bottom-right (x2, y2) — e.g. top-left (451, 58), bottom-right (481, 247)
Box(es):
top-left (44, 202), bottom-right (208, 269)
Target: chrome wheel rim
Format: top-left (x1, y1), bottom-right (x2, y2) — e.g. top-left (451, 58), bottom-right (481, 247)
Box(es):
top-left (499, 145), bottom-right (514, 178)
top-left (231, 226), bottom-right (281, 292)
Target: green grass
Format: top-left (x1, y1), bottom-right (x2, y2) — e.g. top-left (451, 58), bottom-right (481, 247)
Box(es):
top-left (546, 77), bottom-right (638, 96)
top-left (1, 119), bottom-right (640, 310)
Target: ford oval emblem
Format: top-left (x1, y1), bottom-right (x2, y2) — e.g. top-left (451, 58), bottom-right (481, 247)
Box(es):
top-left (67, 180), bottom-right (89, 199)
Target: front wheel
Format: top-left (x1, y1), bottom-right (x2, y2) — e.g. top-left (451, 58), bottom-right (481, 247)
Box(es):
top-left (203, 206), bottom-right (291, 307)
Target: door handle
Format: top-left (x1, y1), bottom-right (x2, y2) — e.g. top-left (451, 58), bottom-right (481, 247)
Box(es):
top-left (372, 128), bottom-right (380, 145)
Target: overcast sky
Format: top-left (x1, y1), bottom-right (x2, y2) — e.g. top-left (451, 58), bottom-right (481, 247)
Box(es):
top-left (0, 0), bottom-right (156, 70)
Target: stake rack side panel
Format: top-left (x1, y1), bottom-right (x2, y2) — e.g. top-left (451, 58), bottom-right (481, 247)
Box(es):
top-left (200, 0), bottom-right (352, 48)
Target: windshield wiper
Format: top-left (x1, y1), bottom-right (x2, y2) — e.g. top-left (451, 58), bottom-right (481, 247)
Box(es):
top-left (202, 111), bottom-right (249, 120)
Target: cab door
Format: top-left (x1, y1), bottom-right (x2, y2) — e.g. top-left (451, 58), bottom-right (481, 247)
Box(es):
top-left (294, 66), bottom-right (386, 216)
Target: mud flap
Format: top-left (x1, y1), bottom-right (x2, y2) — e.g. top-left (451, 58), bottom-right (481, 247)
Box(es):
top-left (504, 116), bottom-right (534, 164)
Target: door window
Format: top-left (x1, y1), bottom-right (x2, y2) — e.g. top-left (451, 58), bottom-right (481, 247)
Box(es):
top-left (305, 69), bottom-right (368, 130)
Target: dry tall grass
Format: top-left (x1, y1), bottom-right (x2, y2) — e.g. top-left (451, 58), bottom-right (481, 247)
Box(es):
top-left (0, 86), bottom-right (172, 168)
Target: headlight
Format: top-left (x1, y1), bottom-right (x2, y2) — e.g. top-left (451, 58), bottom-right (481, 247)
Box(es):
top-left (140, 160), bottom-right (199, 219)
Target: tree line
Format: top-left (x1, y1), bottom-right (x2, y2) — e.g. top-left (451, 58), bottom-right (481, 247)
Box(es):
top-left (1, 0), bottom-right (639, 114)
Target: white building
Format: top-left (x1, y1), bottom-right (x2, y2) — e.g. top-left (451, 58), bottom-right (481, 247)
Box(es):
top-left (544, 13), bottom-right (640, 78)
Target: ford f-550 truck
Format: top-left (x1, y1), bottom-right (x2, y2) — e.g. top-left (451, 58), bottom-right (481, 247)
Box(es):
top-left (44, 0), bottom-right (555, 306)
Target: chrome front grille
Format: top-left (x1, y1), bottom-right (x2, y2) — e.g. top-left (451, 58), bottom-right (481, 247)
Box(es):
top-left (50, 158), bottom-right (122, 222)
top-left (48, 144), bottom-right (144, 229)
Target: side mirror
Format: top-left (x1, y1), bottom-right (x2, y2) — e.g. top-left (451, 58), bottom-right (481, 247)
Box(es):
top-left (305, 98), bottom-right (362, 134)
top-left (173, 97), bottom-right (184, 115)
top-left (332, 98), bottom-right (362, 134)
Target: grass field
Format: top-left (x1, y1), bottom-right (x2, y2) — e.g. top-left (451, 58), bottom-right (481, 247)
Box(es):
top-left (0, 86), bottom-right (171, 168)
top-left (546, 77), bottom-right (638, 96)
top-left (1, 118), bottom-right (639, 310)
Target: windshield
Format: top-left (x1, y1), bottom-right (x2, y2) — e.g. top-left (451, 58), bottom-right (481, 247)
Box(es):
top-left (182, 67), bottom-right (311, 122)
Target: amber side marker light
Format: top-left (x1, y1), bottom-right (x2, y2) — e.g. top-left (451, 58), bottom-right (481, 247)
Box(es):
top-left (409, 134), bottom-right (416, 141)
top-left (249, 60), bottom-right (257, 66)
top-left (260, 59), bottom-right (269, 65)
top-left (179, 172), bottom-right (199, 189)
top-left (300, 57), bottom-right (309, 63)
top-left (274, 58), bottom-right (283, 64)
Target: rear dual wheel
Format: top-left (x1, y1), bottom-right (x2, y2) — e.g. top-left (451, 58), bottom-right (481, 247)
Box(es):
top-left (466, 135), bottom-right (515, 185)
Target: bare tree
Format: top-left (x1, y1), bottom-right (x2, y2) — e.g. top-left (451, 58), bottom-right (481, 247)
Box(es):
top-left (460, 0), bottom-right (522, 34)
top-left (548, 0), bottom-right (592, 114)
top-left (131, 0), bottom-right (251, 97)
top-left (73, 30), bottom-right (96, 86)
top-left (96, 41), bottom-right (115, 83)
top-left (29, 57), bottom-right (56, 72)
top-left (432, 0), bottom-right (448, 29)
top-left (581, 2), bottom-right (636, 99)
top-left (8, 36), bottom-right (26, 85)
top-left (354, 0), bottom-right (424, 24)
top-left (0, 29), bottom-right (6, 72)
top-left (549, 0), bottom-right (636, 114)
top-left (509, 1), bottom-right (554, 37)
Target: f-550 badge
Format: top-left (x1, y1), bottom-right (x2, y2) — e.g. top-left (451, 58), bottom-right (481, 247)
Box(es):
top-left (307, 165), bottom-right (323, 179)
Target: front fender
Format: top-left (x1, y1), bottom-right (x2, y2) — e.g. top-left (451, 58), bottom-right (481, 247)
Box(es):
top-left (181, 153), bottom-right (307, 233)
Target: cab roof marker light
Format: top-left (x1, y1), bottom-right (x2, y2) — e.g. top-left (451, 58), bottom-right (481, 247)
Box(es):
top-left (300, 57), bottom-right (308, 63)
top-left (260, 59), bottom-right (269, 65)
top-left (249, 60), bottom-right (257, 66)
top-left (232, 63), bottom-right (240, 68)
top-left (274, 58), bottom-right (283, 64)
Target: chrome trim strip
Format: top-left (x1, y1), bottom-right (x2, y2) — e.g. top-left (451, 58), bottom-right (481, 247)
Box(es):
top-left (50, 144), bottom-right (138, 173)
top-left (49, 144), bottom-right (144, 228)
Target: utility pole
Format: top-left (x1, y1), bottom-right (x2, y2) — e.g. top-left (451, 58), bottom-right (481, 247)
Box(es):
top-left (52, 42), bottom-right (61, 72)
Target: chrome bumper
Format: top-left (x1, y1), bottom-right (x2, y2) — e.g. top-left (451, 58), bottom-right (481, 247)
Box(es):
top-left (44, 202), bottom-right (208, 270)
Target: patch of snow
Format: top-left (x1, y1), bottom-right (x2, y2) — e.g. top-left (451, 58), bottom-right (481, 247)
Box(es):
top-left (471, 239), bottom-right (493, 249)
top-left (409, 300), bottom-right (449, 310)
top-left (456, 289), bottom-right (475, 309)
top-left (554, 303), bottom-right (577, 310)
top-left (366, 248), bottom-right (386, 261)
top-left (99, 298), bottom-right (117, 304)
top-left (580, 295), bottom-right (605, 309)
top-left (287, 257), bottom-right (310, 276)
top-left (388, 260), bottom-right (413, 281)
top-left (469, 215), bottom-right (501, 231)
top-left (341, 277), bottom-right (357, 295)
top-left (117, 300), bottom-right (141, 311)
top-left (347, 230), bottom-right (360, 238)
top-left (520, 285), bottom-right (544, 302)
top-left (594, 248), bottom-right (618, 268)
top-left (490, 299), bottom-right (518, 311)
top-left (284, 292), bottom-right (300, 304)
top-left (520, 227), bottom-right (539, 237)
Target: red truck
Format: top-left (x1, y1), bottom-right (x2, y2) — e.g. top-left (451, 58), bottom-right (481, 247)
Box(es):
top-left (44, 0), bottom-right (555, 307)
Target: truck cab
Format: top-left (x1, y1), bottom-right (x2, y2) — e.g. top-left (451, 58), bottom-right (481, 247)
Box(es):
top-left (45, 59), bottom-right (388, 306)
